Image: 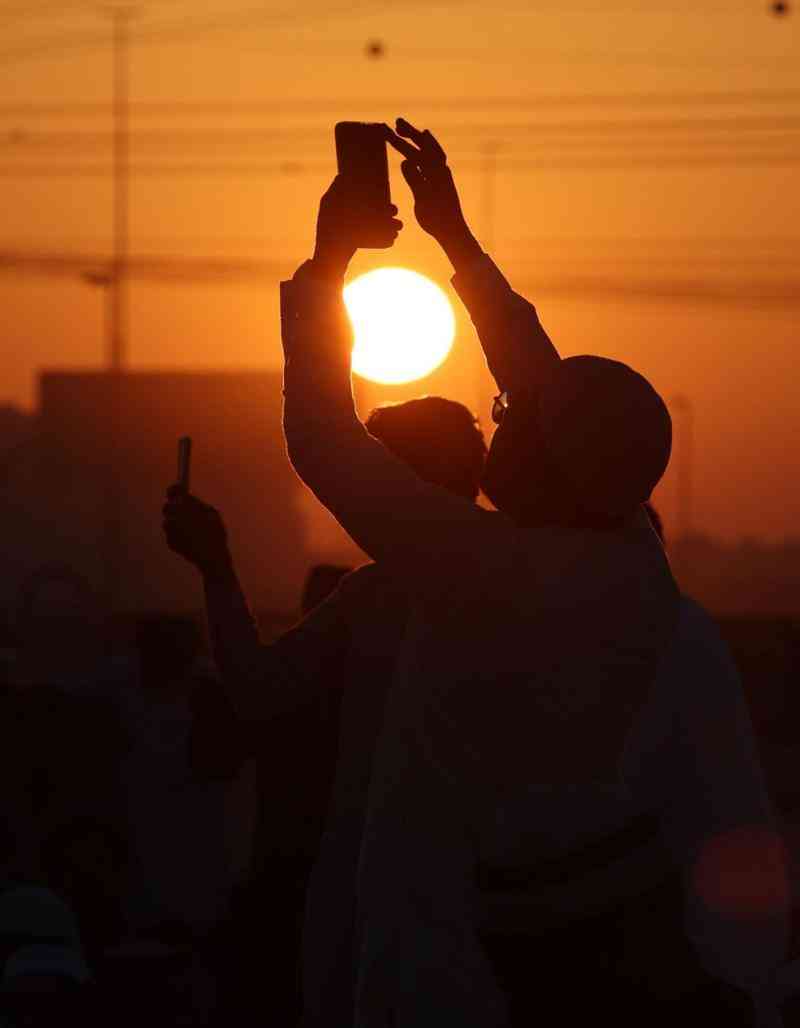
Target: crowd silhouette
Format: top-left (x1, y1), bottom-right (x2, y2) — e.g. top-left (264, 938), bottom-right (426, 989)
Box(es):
top-left (1, 118), bottom-right (798, 1027)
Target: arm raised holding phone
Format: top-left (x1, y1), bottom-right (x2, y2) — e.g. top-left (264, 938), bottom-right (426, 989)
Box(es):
top-left (281, 156), bottom-right (508, 582)
top-left (386, 118), bottom-right (560, 396)
top-left (163, 483), bottom-right (351, 725)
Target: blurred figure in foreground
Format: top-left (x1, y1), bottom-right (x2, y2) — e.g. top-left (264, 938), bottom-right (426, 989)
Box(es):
top-left (0, 885), bottom-right (96, 1028)
top-left (11, 564), bottom-right (106, 692)
top-left (121, 616), bottom-right (233, 940)
top-left (163, 395), bottom-right (487, 1026)
top-left (1, 565), bottom-right (128, 885)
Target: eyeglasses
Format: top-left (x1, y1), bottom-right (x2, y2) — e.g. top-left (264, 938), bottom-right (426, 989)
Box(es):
top-left (491, 391), bottom-right (510, 425)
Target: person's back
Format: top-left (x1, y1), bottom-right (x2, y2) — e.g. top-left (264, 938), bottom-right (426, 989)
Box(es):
top-left (350, 506), bottom-right (677, 1028)
top-left (621, 595), bottom-right (788, 1003)
top-left (397, 508), bottom-right (675, 792)
top-left (476, 591), bottom-right (789, 1025)
top-left (279, 124), bottom-right (787, 1024)
top-left (163, 395), bottom-right (489, 1026)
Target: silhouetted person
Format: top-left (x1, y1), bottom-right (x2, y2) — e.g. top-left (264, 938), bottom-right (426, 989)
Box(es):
top-left (122, 615), bottom-right (234, 940)
top-left (11, 564), bottom-right (106, 692)
top-left (163, 395), bottom-right (488, 1027)
top-left (0, 885), bottom-right (97, 1028)
top-left (39, 817), bottom-right (130, 958)
top-left (277, 119), bottom-right (788, 1026)
top-left (1, 566), bottom-right (128, 885)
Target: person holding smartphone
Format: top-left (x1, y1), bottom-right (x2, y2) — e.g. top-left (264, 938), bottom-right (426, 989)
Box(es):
top-left (163, 396), bottom-right (489, 1028)
top-left (278, 121), bottom-right (788, 1027)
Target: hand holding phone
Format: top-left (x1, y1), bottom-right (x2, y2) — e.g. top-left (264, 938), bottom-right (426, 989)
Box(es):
top-left (332, 122), bottom-right (399, 250)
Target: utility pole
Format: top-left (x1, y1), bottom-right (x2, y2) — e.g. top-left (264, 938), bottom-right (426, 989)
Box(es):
top-left (110, 5), bottom-right (133, 371)
top-left (671, 394), bottom-right (695, 540)
top-left (102, 6), bottom-right (135, 610)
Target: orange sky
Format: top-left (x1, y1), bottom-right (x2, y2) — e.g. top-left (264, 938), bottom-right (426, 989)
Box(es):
top-left (0, 0), bottom-right (798, 543)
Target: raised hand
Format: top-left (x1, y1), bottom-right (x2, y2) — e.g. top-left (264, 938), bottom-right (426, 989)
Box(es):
top-left (386, 118), bottom-right (470, 246)
top-left (313, 173), bottom-right (403, 276)
top-left (162, 486), bottom-right (233, 579)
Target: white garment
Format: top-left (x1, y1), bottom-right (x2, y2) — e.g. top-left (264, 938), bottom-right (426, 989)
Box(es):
top-left (280, 258), bottom-right (789, 1026)
top-left (352, 597), bottom-right (790, 1027)
top-left (120, 686), bottom-right (234, 932)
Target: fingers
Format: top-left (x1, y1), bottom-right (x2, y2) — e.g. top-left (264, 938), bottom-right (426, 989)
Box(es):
top-left (396, 118), bottom-right (447, 167)
top-left (162, 493), bottom-right (217, 531)
top-left (421, 129), bottom-right (447, 165)
top-left (386, 127), bottom-right (420, 161)
top-left (320, 175), bottom-right (354, 212)
top-left (400, 159), bottom-right (426, 192)
top-left (165, 488), bottom-right (212, 509)
top-left (395, 117), bottom-right (424, 144)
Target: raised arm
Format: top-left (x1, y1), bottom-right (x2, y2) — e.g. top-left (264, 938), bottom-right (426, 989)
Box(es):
top-left (281, 177), bottom-right (506, 578)
top-left (163, 488), bottom-right (351, 723)
top-left (387, 118), bottom-right (560, 394)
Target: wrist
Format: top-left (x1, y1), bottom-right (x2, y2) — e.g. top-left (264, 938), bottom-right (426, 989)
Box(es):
top-left (439, 221), bottom-right (483, 271)
top-left (311, 242), bottom-right (354, 281)
top-left (200, 550), bottom-right (236, 586)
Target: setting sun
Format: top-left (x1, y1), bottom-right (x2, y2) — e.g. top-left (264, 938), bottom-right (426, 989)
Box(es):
top-left (344, 268), bottom-right (456, 385)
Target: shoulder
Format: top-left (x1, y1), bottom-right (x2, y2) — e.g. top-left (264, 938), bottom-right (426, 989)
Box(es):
top-left (664, 594), bottom-right (743, 704)
top-left (676, 595), bottom-right (733, 658)
top-left (337, 561), bottom-right (405, 608)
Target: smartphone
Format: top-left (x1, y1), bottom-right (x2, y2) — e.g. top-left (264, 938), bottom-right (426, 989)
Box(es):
top-left (177, 436), bottom-right (192, 492)
top-left (335, 121), bottom-right (391, 212)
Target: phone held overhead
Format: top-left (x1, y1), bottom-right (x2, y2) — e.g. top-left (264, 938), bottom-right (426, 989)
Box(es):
top-left (334, 122), bottom-right (396, 249)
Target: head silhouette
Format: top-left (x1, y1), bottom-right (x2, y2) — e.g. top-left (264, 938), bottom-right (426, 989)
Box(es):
top-left (483, 356), bottom-right (672, 528)
top-left (366, 396), bottom-right (487, 502)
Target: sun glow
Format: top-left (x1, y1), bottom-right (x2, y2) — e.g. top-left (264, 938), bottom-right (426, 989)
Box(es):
top-left (344, 267), bottom-right (456, 385)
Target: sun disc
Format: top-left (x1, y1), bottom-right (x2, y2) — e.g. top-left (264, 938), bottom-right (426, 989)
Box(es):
top-left (343, 267), bottom-right (455, 385)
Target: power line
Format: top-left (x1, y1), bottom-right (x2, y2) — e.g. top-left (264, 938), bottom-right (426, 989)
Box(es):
top-left (2, 250), bottom-right (799, 305)
top-left (504, 234), bottom-right (800, 245)
top-left (6, 232), bottom-right (797, 251)
top-left (509, 255), bottom-right (800, 267)
top-left (2, 148), bottom-right (799, 176)
top-left (0, 0), bottom-right (442, 63)
top-left (203, 40), bottom-right (800, 67)
top-left (2, 89), bottom-right (799, 119)
top-left (468, 0), bottom-right (779, 11)
top-left (0, 0), bottom-right (193, 25)
top-left (0, 250), bottom-right (291, 279)
top-left (510, 276), bottom-right (800, 306)
top-left (4, 114), bottom-right (800, 146)
top-left (0, 2), bottom-right (99, 25)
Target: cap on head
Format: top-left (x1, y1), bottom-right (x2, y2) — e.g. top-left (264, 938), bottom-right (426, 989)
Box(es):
top-left (537, 355), bottom-right (672, 518)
